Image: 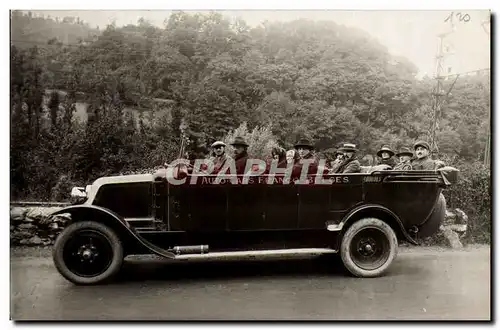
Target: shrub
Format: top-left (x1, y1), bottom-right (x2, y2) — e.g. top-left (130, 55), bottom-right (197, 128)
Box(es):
top-left (442, 160), bottom-right (491, 244)
top-left (223, 122), bottom-right (280, 160)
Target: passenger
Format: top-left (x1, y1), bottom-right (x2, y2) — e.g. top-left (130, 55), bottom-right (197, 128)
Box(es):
top-left (291, 138), bottom-right (320, 176)
top-left (411, 141), bottom-right (443, 170)
top-left (271, 146), bottom-right (287, 168)
top-left (286, 149), bottom-right (296, 164)
top-left (329, 149), bottom-right (344, 173)
top-left (376, 145), bottom-right (397, 168)
top-left (334, 143), bottom-right (361, 174)
top-left (322, 148), bottom-right (338, 169)
top-left (393, 147), bottom-right (413, 171)
top-left (210, 141), bottom-right (231, 174)
top-left (230, 136), bottom-right (250, 175)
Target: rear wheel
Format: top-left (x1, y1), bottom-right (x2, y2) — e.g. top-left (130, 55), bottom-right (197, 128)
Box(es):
top-left (340, 218), bottom-right (398, 277)
top-left (52, 221), bottom-right (124, 285)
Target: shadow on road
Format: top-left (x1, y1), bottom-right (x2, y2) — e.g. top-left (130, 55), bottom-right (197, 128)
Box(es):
top-left (115, 255), bottom-right (350, 283)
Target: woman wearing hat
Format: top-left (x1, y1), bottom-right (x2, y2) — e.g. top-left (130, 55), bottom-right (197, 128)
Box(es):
top-left (393, 147), bottom-right (413, 171)
top-left (334, 143), bottom-right (361, 173)
top-left (376, 145), bottom-right (397, 168)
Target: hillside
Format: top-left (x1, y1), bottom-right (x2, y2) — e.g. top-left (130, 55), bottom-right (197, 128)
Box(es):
top-left (10, 10), bottom-right (100, 48)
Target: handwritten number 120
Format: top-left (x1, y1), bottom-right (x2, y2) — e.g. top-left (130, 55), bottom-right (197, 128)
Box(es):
top-left (444, 12), bottom-right (471, 23)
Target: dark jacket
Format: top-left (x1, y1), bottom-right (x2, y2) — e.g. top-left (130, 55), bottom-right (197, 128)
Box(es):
top-left (378, 157), bottom-right (397, 168)
top-left (335, 157), bottom-right (361, 174)
top-left (291, 153), bottom-right (320, 177)
top-left (411, 157), bottom-right (437, 170)
top-left (234, 151), bottom-right (249, 175)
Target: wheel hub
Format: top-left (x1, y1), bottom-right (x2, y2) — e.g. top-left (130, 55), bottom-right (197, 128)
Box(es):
top-left (77, 244), bottom-right (98, 262)
top-left (82, 248), bottom-right (93, 260)
top-left (358, 238), bottom-right (376, 256)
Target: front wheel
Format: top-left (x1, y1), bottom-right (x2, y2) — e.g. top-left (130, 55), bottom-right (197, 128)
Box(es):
top-left (52, 221), bottom-right (124, 285)
top-left (340, 218), bottom-right (398, 278)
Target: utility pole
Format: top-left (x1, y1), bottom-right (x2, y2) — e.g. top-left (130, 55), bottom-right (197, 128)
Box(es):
top-left (429, 14), bottom-right (455, 158)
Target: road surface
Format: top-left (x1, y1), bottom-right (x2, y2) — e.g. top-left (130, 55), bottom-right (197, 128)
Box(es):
top-left (10, 245), bottom-right (491, 320)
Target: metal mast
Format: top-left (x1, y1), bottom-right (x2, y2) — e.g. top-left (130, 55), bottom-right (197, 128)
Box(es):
top-left (429, 16), bottom-right (455, 157)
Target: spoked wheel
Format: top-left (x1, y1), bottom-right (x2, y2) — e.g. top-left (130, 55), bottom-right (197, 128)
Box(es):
top-left (340, 218), bottom-right (398, 278)
top-left (53, 221), bottom-right (124, 285)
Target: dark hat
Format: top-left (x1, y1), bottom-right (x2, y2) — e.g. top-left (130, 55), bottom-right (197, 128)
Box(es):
top-left (230, 136), bottom-right (249, 147)
top-left (339, 143), bottom-right (358, 153)
top-left (294, 138), bottom-right (314, 149)
top-left (396, 147), bottom-right (413, 157)
top-left (377, 145), bottom-right (395, 157)
top-left (413, 140), bottom-right (430, 151)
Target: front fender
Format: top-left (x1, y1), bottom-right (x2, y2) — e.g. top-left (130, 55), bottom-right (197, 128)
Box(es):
top-left (51, 205), bottom-right (130, 227)
top-left (330, 204), bottom-right (418, 246)
top-left (51, 205), bottom-right (176, 259)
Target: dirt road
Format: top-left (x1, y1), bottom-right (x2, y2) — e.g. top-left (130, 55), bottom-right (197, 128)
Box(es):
top-left (10, 245), bottom-right (491, 320)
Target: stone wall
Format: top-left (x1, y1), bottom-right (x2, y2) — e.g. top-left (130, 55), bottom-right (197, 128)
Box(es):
top-left (10, 205), bottom-right (469, 248)
top-left (10, 206), bottom-right (69, 246)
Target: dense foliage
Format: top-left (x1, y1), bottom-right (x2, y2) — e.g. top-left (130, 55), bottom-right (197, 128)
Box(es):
top-left (10, 11), bottom-right (490, 242)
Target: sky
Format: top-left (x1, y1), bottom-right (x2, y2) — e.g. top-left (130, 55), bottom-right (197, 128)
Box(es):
top-left (25, 9), bottom-right (491, 77)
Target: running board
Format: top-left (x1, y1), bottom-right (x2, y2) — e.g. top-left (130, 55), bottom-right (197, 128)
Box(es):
top-left (172, 248), bottom-right (338, 260)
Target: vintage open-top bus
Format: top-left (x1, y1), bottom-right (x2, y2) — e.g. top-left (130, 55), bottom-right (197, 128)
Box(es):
top-left (50, 165), bottom-right (458, 285)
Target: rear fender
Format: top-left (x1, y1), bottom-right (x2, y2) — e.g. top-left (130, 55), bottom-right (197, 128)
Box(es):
top-left (50, 205), bottom-right (176, 258)
top-left (328, 204), bottom-right (418, 248)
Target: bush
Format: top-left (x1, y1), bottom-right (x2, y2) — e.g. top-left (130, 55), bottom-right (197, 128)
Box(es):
top-left (442, 160), bottom-right (491, 244)
top-left (223, 122), bottom-right (280, 160)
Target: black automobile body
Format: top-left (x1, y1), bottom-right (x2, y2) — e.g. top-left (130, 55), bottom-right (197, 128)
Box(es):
top-left (51, 167), bottom-right (458, 285)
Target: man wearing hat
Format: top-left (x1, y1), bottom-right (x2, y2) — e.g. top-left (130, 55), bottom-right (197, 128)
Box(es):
top-left (393, 147), bottom-right (413, 171)
top-left (411, 140), bottom-right (440, 170)
top-left (231, 136), bottom-right (250, 175)
top-left (334, 143), bottom-right (361, 173)
top-left (291, 138), bottom-right (320, 176)
top-left (376, 145), bottom-right (397, 168)
top-left (210, 140), bottom-right (231, 174)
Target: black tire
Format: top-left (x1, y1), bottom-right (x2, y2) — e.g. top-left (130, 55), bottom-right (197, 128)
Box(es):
top-left (340, 218), bottom-right (398, 278)
top-left (52, 221), bottom-right (124, 285)
top-left (417, 193), bottom-right (446, 238)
